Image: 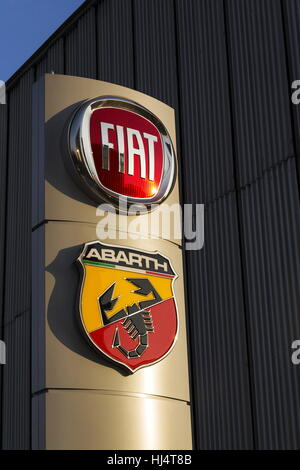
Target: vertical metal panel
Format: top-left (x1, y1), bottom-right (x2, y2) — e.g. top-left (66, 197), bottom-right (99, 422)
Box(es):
top-left (281, 0), bottom-right (300, 183)
top-left (2, 69), bottom-right (34, 449)
top-left (175, 0), bottom-right (235, 203)
top-left (174, 0), bottom-right (253, 448)
top-left (36, 38), bottom-right (64, 78)
top-left (31, 225), bottom-right (45, 395)
top-left (96, 0), bottom-right (134, 87)
top-left (65, 7), bottom-right (97, 78)
top-left (225, 0), bottom-right (293, 186)
top-left (31, 79), bottom-right (45, 229)
top-left (0, 106), bottom-right (7, 332)
top-left (32, 393), bottom-right (45, 450)
top-left (0, 104), bottom-right (7, 450)
top-left (240, 158), bottom-right (300, 449)
top-left (4, 71), bottom-right (33, 323)
top-left (133, 0), bottom-right (178, 109)
top-left (225, 0), bottom-right (300, 449)
top-left (2, 314), bottom-right (31, 449)
top-left (65, 27), bottom-right (77, 77)
top-left (185, 194), bottom-right (253, 449)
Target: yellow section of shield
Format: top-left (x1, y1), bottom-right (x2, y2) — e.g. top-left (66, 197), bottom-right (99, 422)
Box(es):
top-left (80, 263), bottom-right (174, 333)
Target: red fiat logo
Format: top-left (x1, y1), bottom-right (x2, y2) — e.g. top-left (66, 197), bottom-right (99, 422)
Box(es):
top-left (90, 107), bottom-right (163, 199)
top-left (68, 97), bottom-right (176, 210)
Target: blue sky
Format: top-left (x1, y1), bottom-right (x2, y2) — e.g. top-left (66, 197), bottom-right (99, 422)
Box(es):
top-left (0, 0), bottom-right (85, 81)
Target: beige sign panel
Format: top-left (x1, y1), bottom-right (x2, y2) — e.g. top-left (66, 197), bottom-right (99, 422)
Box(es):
top-left (32, 74), bottom-right (192, 449)
top-left (33, 390), bottom-right (192, 450)
top-left (32, 74), bottom-right (182, 244)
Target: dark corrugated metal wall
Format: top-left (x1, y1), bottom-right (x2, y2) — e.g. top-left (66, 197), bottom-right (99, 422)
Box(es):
top-left (0, 104), bottom-right (7, 448)
top-left (175, 0), bottom-right (254, 448)
top-left (2, 71), bottom-right (33, 449)
top-left (1, 0), bottom-right (300, 449)
top-left (225, 0), bottom-right (300, 449)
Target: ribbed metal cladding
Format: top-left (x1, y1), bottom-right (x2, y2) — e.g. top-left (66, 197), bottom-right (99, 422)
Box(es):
top-left (175, 0), bottom-right (235, 204)
top-left (225, 0), bottom-right (293, 187)
top-left (240, 158), bottom-right (300, 449)
top-left (2, 70), bottom-right (34, 449)
top-left (2, 314), bottom-right (31, 449)
top-left (36, 38), bottom-right (64, 79)
top-left (281, 0), bottom-right (300, 180)
top-left (65, 7), bottom-right (97, 78)
top-left (96, 0), bottom-right (134, 88)
top-left (186, 193), bottom-right (253, 449)
top-left (133, 0), bottom-right (178, 109)
top-left (0, 106), bottom-right (7, 332)
top-left (174, 0), bottom-right (254, 448)
top-left (3, 71), bottom-right (33, 324)
top-left (0, 105), bottom-right (7, 450)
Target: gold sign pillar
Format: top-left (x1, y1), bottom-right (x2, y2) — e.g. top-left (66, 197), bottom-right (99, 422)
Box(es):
top-left (31, 74), bottom-right (192, 449)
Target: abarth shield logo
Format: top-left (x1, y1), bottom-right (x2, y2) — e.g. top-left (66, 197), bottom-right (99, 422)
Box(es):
top-left (77, 241), bottom-right (178, 373)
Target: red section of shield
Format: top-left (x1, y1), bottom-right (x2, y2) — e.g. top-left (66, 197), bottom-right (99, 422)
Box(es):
top-left (89, 298), bottom-right (177, 372)
top-left (89, 107), bottom-right (164, 198)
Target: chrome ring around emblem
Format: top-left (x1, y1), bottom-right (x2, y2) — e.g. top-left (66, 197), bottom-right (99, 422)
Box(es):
top-left (68, 96), bottom-right (176, 214)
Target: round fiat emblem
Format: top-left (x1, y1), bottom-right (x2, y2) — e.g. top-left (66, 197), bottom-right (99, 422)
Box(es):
top-left (68, 96), bottom-right (176, 212)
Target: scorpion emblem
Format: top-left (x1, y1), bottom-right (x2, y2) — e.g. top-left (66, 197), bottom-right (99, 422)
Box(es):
top-left (99, 278), bottom-right (162, 359)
